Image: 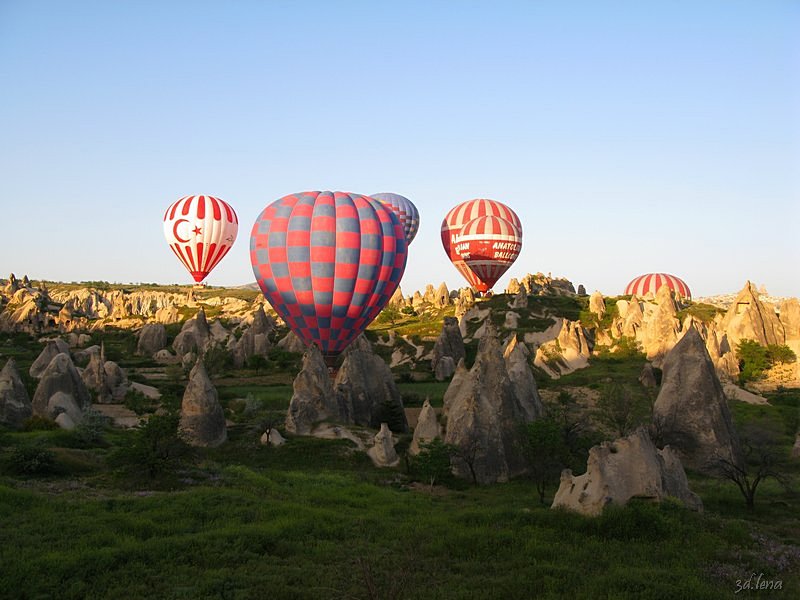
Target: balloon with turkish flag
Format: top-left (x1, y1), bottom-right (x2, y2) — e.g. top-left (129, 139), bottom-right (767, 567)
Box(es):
top-left (163, 195), bottom-right (239, 283)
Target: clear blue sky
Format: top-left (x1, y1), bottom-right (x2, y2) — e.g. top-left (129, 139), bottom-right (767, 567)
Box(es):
top-left (1, 0), bottom-right (798, 297)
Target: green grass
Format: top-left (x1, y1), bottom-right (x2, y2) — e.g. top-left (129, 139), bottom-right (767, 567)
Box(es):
top-left (677, 302), bottom-right (726, 324)
top-left (397, 381), bottom-right (450, 407)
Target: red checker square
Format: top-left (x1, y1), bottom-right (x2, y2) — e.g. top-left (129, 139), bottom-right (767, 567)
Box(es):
top-left (293, 202), bottom-right (313, 217)
top-left (336, 203), bottom-right (358, 219)
top-left (295, 290), bottom-right (313, 305)
top-left (354, 279), bottom-right (373, 295)
top-left (311, 276), bottom-right (334, 294)
top-left (360, 248), bottom-right (381, 265)
top-left (269, 247), bottom-right (287, 262)
top-left (332, 290), bottom-right (352, 306)
top-left (337, 231), bottom-right (360, 249)
top-left (287, 230), bottom-right (310, 246)
top-left (336, 263), bottom-right (359, 280)
top-left (284, 303), bottom-right (302, 317)
top-left (290, 261), bottom-right (311, 278)
top-left (310, 245), bottom-right (335, 263)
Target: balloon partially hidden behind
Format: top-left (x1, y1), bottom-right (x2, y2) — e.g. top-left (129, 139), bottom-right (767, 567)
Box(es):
top-left (370, 192), bottom-right (420, 246)
top-left (163, 195), bottom-right (239, 283)
top-left (250, 191), bottom-right (408, 364)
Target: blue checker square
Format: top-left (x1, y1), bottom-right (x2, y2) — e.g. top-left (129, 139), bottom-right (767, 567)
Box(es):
top-left (314, 291), bottom-right (333, 306)
top-left (287, 246), bottom-right (310, 262)
top-left (288, 216), bottom-right (311, 231)
top-left (292, 275), bottom-right (312, 291)
top-left (311, 262), bottom-right (335, 279)
top-left (337, 217), bottom-right (360, 233)
top-left (268, 231), bottom-right (286, 246)
top-left (336, 247), bottom-right (360, 265)
top-left (300, 303), bottom-right (316, 316)
top-left (271, 262), bottom-right (289, 278)
top-left (332, 304), bottom-right (349, 318)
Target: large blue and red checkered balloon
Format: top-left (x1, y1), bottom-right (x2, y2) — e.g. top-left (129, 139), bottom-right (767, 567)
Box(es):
top-left (250, 191), bottom-right (408, 360)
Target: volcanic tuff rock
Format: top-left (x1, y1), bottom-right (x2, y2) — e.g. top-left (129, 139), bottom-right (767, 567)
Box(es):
top-left (652, 328), bottom-right (742, 474)
top-left (443, 322), bottom-right (531, 484)
top-left (334, 336), bottom-right (408, 432)
top-left (509, 283), bottom-right (528, 309)
top-left (639, 285), bottom-right (681, 366)
top-left (533, 319), bottom-right (591, 378)
top-left (178, 359), bottom-right (226, 447)
top-left (277, 330), bottom-right (307, 354)
top-left (0, 358), bottom-right (32, 429)
top-left (503, 335), bottom-right (543, 421)
top-left (30, 338), bottom-right (71, 378)
top-left (589, 291), bottom-right (605, 319)
top-left (638, 363), bottom-right (658, 388)
top-left (31, 353), bottom-right (91, 422)
top-left (136, 323), bottom-right (168, 356)
top-left (720, 281), bottom-right (785, 349)
top-left (285, 343), bottom-right (342, 435)
top-left (410, 398), bottom-right (441, 455)
top-left (431, 317), bottom-right (466, 381)
top-left (792, 433), bottom-right (800, 459)
top-left (260, 427), bottom-right (286, 447)
top-left (232, 308), bottom-right (274, 368)
top-left (552, 427), bottom-right (702, 516)
top-left (172, 308), bottom-right (211, 357)
top-left (367, 423), bottom-right (400, 467)
top-left (779, 298), bottom-right (800, 341)
top-left (81, 345), bottom-right (111, 403)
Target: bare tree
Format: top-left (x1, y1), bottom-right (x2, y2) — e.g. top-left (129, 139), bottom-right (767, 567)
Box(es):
top-left (711, 424), bottom-right (790, 510)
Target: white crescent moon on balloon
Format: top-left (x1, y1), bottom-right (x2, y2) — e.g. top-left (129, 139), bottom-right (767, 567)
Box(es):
top-left (172, 219), bottom-right (190, 243)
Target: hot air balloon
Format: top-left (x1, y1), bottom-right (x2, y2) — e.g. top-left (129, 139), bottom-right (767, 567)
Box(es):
top-left (441, 199), bottom-right (522, 291)
top-left (250, 191), bottom-right (408, 366)
top-left (163, 195), bottom-right (238, 283)
top-left (454, 215), bottom-right (522, 293)
top-left (624, 273), bottom-right (691, 299)
top-left (370, 193), bottom-right (420, 245)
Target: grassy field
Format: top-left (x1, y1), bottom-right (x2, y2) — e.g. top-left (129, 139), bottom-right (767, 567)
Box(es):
top-left (1, 292), bottom-right (799, 598)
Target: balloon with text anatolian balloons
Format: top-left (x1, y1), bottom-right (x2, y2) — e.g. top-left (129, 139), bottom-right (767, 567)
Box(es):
top-left (370, 193), bottom-right (420, 246)
top-left (163, 195), bottom-right (238, 283)
top-left (454, 215), bottom-right (522, 293)
top-left (441, 198), bottom-right (522, 292)
top-left (250, 191), bottom-right (408, 366)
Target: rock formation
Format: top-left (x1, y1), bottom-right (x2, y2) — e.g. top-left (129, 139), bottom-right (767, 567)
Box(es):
top-left (410, 398), bottom-right (441, 455)
top-left (433, 283), bottom-right (450, 308)
top-left (31, 353), bottom-right (91, 423)
top-left (81, 345), bottom-right (110, 403)
top-left (639, 285), bottom-right (680, 365)
top-left (367, 423), bottom-right (400, 467)
top-left (503, 335), bottom-right (543, 421)
top-left (178, 358), bottom-right (227, 447)
top-left (430, 317), bottom-right (465, 381)
top-left (285, 344), bottom-right (342, 435)
top-left (509, 284), bottom-right (528, 309)
top-left (29, 338), bottom-right (71, 378)
top-left (136, 323), bottom-right (167, 356)
top-left (277, 330), bottom-right (307, 354)
top-left (0, 358), bottom-right (32, 429)
top-left (792, 433), bottom-right (800, 459)
top-left (589, 291), bottom-right (605, 319)
top-left (552, 427), bottom-right (702, 516)
top-left (172, 308), bottom-right (211, 357)
top-left (260, 427), bottom-right (286, 447)
top-left (533, 319), bottom-right (591, 378)
top-left (720, 281), bottom-right (785, 349)
top-left (334, 336), bottom-right (408, 432)
top-left (639, 363), bottom-right (658, 388)
top-left (652, 328), bottom-right (742, 474)
top-left (233, 308), bottom-right (274, 368)
top-left (443, 323), bottom-right (530, 483)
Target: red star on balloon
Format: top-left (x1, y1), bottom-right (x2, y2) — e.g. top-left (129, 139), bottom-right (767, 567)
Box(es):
top-left (192, 226), bottom-right (202, 236)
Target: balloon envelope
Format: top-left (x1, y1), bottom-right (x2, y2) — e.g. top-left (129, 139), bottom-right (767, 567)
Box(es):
top-left (250, 191), bottom-right (408, 360)
top-left (455, 215), bottom-right (522, 293)
top-left (163, 195), bottom-right (238, 283)
top-left (370, 193), bottom-right (420, 246)
top-left (441, 199), bottom-right (522, 290)
top-left (624, 273), bottom-right (691, 299)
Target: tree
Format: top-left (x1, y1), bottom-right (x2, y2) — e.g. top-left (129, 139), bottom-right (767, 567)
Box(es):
top-left (412, 438), bottom-right (456, 492)
top-left (112, 412), bottom-right (188, 479)
top-left (376, 305), bottom-right (402, 326)
top-left (520, 418), bottom-right (570, 504)
top-left (711, 424), bottom-right (790, 510)
top-left (247, 354), bottom-right (268, 375)
top-left (452, 438), bottom-right (483, 486)
top-left (594, 382), bottom-right (651, 438)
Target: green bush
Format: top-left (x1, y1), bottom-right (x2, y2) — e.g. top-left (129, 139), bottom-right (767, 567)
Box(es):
top-left (738, 340), bottom-right (796, 384)
top-left (8, 443), bottom-right (56, 475)
top-left (110, 413), bottom-right (188, 479)
top-left (22, 416), bottom-right (58, 431)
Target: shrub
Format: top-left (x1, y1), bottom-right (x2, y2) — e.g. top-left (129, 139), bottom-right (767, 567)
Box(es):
top-left (412, 438), bottom-right (456, 491)
top-left (8, 443), bottom-right (56, 475)
top-left (22, 416), bottom-right (58, 431)
top-left (73, 409), bottom-right (109, 448)
top-left (738, 340), bottom-right (796, 384)
top-left (110, 413), bottom-right (188, 479)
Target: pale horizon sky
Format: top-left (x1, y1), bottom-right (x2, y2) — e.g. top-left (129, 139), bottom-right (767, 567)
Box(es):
top-left (1, 1), bottom-right (798, 298)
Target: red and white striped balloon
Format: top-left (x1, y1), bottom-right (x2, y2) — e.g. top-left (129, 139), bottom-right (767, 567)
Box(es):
top-left (441, 199), bottom-right (522, 290)
top-left (163, 195), bottom-right (238, 283)
top-left (624, 273), bottom-right (691, 299)
top-left (454, 215), bottom-right (522, 293)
